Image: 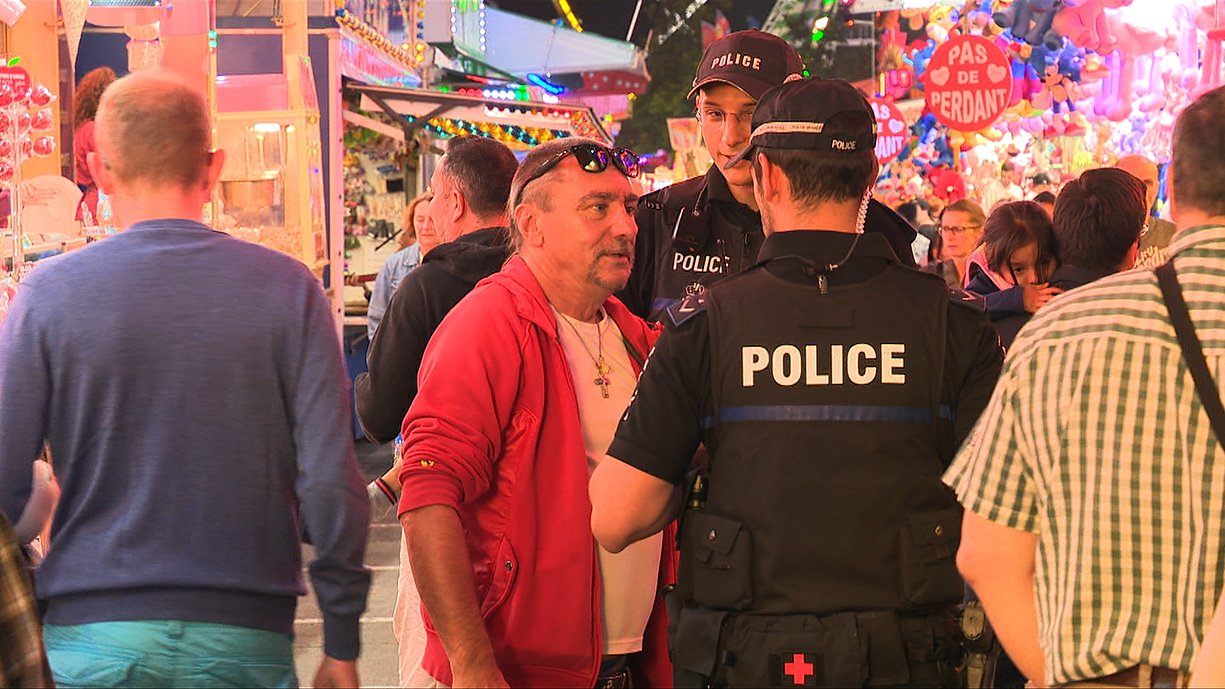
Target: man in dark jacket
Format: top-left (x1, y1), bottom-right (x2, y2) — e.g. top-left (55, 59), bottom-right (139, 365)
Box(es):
top-left (354, 136), bottom-right (517, 445)
top-left (619, 30), bottom-right (917, 322)
top-left (351, 134), bottom-right (517, 687)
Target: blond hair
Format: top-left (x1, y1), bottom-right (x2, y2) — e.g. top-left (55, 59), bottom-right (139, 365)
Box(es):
top-left (94, 70), bottom-right (211, 189)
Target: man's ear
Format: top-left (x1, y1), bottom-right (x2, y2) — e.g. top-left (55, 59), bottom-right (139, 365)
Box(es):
top-left (755, 152), bottom-right (785, 204)
top-left (750, 154), bottom-right (767, 212)
top-left (88, 152), bottom-right (113, 195)
top-left (1121, 237), bottom-right (1140, 271)
top-left (451, 186), bottom-right (469, 223)
top-left (204, 149), bottom-right (226, 193)
top-left (513, 203), bottom-right (544, 248)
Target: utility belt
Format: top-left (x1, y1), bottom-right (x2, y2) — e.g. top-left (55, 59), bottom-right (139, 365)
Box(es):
top-left (595, 655), bottom-right (632, 689)
top-left (667, 602), bottom-right (964, 688)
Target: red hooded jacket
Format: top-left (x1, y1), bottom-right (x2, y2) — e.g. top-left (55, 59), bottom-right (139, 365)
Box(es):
top-left (399, 256), bottom-right (675, 688)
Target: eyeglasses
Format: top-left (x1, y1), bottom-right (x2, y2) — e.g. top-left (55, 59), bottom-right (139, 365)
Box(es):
top-left (694, 107), bottom-right (756, 128)
top-left (938, 224), bottom-right (982, 235)
top-left (514, 143), bottom-right (641, 207)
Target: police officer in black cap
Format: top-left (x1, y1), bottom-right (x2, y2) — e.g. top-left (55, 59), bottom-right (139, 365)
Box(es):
top-left (620, 30), bottom-right (920, 323)
top-left (590, 78), bottom-right (1004, 688)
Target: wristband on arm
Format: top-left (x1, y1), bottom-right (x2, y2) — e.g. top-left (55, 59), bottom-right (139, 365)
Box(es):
top-left (372, 477), bottom-right (398, 505)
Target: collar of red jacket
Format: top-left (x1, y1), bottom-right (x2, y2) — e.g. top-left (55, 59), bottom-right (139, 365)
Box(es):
top-left (488, 256), bottom-right (660, 366)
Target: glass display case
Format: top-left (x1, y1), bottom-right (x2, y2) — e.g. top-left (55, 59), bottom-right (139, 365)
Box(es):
top-left (213, 58), bottom-right (327, 271)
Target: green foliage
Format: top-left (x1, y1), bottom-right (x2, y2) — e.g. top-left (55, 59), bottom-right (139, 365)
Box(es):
top-left (616, 1), bottom-right (873, 153)
top-left (780, 8), bottom-right (874, 83)
top-left (615, 0), bottom-right (733, 154)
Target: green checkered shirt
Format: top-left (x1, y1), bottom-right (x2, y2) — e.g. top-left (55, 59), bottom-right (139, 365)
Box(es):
top-left (945, 224), bottom-right (1225, 686)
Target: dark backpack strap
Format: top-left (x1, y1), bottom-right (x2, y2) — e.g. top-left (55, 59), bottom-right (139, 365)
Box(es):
top-left (1155, 262), bottom-right (1225, 448)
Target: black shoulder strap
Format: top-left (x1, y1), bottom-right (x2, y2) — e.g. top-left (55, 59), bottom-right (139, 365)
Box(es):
top-left (1156, 262), bottom-right (1225, 448)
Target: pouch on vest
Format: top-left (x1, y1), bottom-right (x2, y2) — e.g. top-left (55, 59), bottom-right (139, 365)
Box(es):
top-left (718, 611), bottom-right (899, 688)
top-left (899, 508), bottom-right (963, 607)
top-left (683, 511), bottom-right (753, 610)
top-left (671, 605), bottom-right (729, 682)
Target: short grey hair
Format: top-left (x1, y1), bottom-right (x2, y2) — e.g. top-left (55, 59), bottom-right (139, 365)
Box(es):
top-left (506, 137), bottom-right (605, 251)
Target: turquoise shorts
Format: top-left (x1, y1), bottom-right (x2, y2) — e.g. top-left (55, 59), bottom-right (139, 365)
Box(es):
top-left (44, 620), bottom-right (296, 689)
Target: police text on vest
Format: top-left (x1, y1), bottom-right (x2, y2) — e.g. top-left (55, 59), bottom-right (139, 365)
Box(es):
top-left (741, 344), bottom-right (906, 386)
top-left (672, 252), bottom-right (724, 273)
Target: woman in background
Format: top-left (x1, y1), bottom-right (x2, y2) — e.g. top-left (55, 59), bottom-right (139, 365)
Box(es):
top-left (367, 195), bottom-right (430, 341)
top-left (72, 67), bottom-right (117, 221)
top-left (925, 198), bottom-right (985, 289)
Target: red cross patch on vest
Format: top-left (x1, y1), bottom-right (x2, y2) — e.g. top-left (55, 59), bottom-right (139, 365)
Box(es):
top-left (770, 652), bottom-right (821, 687)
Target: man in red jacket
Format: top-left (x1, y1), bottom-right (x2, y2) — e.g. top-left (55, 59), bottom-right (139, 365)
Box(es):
top-left (398, 137), bottom-right (674, 688)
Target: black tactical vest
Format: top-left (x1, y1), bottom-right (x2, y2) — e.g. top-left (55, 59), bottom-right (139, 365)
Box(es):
top-left (680, 261), bottom-right (964, 617)
top-left (637, 176), bottom-right (764, 322)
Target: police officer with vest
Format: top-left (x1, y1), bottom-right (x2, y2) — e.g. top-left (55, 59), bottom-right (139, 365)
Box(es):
top-left (620, 30), bottom-right (919, 323)
top-left (590, 79), bottom-right (1004, 688)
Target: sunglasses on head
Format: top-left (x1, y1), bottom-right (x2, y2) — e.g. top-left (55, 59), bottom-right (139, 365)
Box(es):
top-left (514, 143), bottom-right (641, 207)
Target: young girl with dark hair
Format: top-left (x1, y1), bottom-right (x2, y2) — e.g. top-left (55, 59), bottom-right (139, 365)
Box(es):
top-left (964, 200), bottom-right (1062, 347)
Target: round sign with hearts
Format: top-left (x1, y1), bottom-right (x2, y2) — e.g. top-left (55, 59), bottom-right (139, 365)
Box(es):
top-left (868, 97), bottom-right (908, 165)
top-left (922, 35), bottom-right (1012, 132)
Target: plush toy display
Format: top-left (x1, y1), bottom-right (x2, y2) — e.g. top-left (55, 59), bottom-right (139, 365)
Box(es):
top-left (893, 0), bottom-right (1206, 173)
top-left (995, 0), bottom-right (1065, 47)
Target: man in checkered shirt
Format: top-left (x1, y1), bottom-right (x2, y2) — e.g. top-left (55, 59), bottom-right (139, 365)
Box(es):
top-left (948, 86), bottom-right (1225, 688)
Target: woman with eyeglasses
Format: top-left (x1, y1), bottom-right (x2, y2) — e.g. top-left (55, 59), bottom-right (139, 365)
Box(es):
top-left (964, 200), bottom-right (1063, 349)
top-left (925, 198), bottom-right (986, 289)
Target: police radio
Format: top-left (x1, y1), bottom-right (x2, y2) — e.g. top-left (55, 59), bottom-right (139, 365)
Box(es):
top-left (804, 233), bottom-right (862, 295)
top-left (687, 473), bottom-right (708, 510)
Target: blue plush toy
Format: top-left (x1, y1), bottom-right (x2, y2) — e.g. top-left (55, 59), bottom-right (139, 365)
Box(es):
top-left (908, 39), bottom-right (937, 81)
top-left (994, 0), bottom-right (1064, 49)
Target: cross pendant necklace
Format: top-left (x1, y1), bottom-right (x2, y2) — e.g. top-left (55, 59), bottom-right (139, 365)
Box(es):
top-left (557, 307), bottom-right (612, 399)
top-left (594, 357), bottom-right (611, 399)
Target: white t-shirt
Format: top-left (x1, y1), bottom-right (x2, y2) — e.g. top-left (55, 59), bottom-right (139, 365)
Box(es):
top-left (979, 180), bottom-right (1024, 212)
top-left (555, 307), bottom-right (663, 655)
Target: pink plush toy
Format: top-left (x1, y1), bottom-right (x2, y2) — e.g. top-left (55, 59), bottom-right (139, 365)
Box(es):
top-left (1102, 2), bottom-right (1172, 120)
top-left (1195, 0), bottom-right (1225, 93)
top-left (1094, 50), bottom-right (1124, 117)
top-left (1053, 0), bottom-right (1131, 53)
top-left (1175, 1), bottom-right (1202, 89)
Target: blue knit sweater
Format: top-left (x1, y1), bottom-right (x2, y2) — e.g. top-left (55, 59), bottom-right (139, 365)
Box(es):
top-left (0, 219), bottom-right (370, 659)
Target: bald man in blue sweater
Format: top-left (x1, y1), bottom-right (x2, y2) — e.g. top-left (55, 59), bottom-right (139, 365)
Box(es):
top-left (0, 70), bottom-right (370, 688)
